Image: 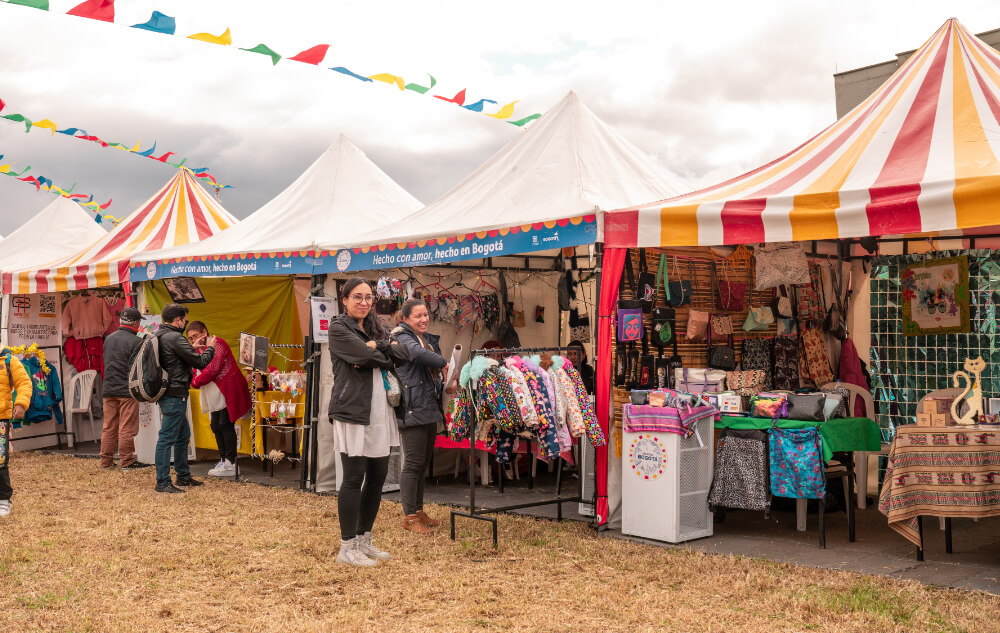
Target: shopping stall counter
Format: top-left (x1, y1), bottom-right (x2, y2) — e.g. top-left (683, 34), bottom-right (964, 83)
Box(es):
top-left (189, 389), bottom-right (304, 458)
top-left (716, 416), bottom-right (882, 462)
top-left (879, 424), bottom-right (1000, 558)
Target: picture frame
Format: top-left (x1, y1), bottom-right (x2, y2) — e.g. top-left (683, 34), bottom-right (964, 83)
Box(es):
top-left (901, 256), bottom-right (970, 336)
top-left (162, 276), bottom-right (206, 304)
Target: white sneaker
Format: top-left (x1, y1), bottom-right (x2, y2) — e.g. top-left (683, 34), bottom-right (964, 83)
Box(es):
top-left (335, 539), bottom-right (378, 567)
top-left (0, 500), bottom-right (11, 517)
top-left (357, 532), bottom-right (390, 560)
top-left (207, 460), bottom-right (231, 477)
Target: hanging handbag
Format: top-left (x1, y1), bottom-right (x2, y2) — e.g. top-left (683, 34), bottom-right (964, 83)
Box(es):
top-left (711, 313), bottom-right (734, 337)
top-left (769, 427), bottom-right (825, 499)
top-left (616, 257), bottom-right (645, 342)
top-left (716, 258), bottom-right (746, 311)
top-left (800, 326), bottom-right (834, 387)
top-left (709, 428), bottom-right (771, 512)
top-left (772, 335), bottom-right (800, 391)
top-left (795, 262), bottom-right (826, 323)
top-left (636, 248), bottom-right (657, 313)
top-left (511, 279), bottom-right (526, 327)
top-left (637, 339), bottom-right (655, 390)
top-left (740, 337), bottom-right (773, 389)
top-left (626, 344), bottom-right (641, 389)
top-left (824, 257), bottom-right (847, 340)
top-left (777, 318), bottom-right (798, 337)
top-left (743, 306), bottom-right (774, 332)
top-left (655, 335), bottom-right (682, 390)
top-left (667, 257), bottom-right (693, 307)
top-left (614, 345), bottom-right (628, 386)
top-left (381, 370), bottom-right (402, 407)
top-left (752, 242), bottom-right (810, 289)
top-left (749, 393), bottom-right (788, 420)
top-left (773, 284), bottom-right (794, 318)
top-left (686, 309), bottom-right (709, 341)
top-left (630, 390), bottom-right (649, 405)
top-left (707, 324), bottom-right (736, 371)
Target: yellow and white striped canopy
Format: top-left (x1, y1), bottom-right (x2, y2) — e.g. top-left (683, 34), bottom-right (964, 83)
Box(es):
top-left (606, 19), bottom-right (1000, 247)
top-left (3, 169), bottom-right (237, 293)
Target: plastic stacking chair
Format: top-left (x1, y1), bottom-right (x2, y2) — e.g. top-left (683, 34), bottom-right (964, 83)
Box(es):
top-left (67, 370), bottom-right (99, 445)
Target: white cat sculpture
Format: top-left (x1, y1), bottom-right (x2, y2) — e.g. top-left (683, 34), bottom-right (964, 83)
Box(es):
top-left (951, 356), bottom-right (986, 426)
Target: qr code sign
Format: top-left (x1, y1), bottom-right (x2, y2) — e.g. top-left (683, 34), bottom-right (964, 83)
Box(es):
top-left (39, 295), bottom-right (57, 317)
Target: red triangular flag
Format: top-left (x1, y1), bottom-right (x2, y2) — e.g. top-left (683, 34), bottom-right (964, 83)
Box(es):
top-left (289, 44), bottom-right (330, 65)
top-left (434, 89), bottom-right (466, 106)
top-left (153, 151), bottom-right (175, 163)
top-left (0, 98), bottom-right (5, 114)
top-left (67, 0), bottom-right (115, 22)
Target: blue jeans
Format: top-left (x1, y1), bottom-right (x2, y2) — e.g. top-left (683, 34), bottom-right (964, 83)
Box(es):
top-left (155, 396), bottom-right (191, 486)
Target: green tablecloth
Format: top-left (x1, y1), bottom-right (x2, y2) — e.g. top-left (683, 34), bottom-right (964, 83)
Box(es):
top-left (715, 417), bottom-right (882, 462)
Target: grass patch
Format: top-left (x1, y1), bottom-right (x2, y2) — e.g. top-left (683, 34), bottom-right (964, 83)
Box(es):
top-left (0, 451), bottom-right (997, 632)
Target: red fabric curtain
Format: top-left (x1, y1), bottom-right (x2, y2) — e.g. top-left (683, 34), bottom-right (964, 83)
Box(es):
top-left (595, 247), bottom-right (626, 525)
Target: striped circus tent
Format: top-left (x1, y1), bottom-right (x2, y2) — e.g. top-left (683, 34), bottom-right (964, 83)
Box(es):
top-left (3, 169), bottom-right (237, 293)
top-left (606, 18), bottom-right (1000, 248)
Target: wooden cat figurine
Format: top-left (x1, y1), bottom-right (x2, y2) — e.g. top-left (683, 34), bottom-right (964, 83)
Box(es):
top-left (952, 356), bottom-right (986, 426)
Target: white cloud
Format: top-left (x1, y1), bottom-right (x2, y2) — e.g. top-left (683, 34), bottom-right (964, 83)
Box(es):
top-left (0, 0), bottom-right (997, 237)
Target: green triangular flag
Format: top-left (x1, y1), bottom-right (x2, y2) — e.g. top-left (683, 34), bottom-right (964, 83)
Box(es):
top-left (405, 74), bottom-right (437, 94)
top-left (7, 0), bottom-right (50, 10)
top-left (508, 113), bottom-right (541, 127)
top-left (240, 43), bottom-right (281, 65)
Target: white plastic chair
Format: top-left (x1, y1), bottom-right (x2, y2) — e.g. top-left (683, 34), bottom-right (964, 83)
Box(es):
top-left (820, 381), bottom-right (876, 510)
top-left (67, 370), bottom-right (99, 444)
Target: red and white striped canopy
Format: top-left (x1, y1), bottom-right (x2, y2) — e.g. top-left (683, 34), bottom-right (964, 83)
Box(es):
top-left (3, 169), bottom-right (237, 293)
top-left (606, 19), bottom-right (1000, 247)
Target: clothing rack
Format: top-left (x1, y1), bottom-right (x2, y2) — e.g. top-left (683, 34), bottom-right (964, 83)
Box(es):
top-left (8, 344), bottom-right (71, 449)
top-left (449, 345), bottom-right (583, 548)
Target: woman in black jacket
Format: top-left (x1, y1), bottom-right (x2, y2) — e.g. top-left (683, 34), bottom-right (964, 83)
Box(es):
top-left (391, 299), bottom-right (452, 534)
top-left (328, 278), bottom-right (409, 567)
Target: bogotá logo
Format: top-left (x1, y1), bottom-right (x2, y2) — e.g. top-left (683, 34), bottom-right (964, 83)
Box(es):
top-left (146, 262), bottom-right (156, 279)
top-left (629, 434), bottom-right (667, 480)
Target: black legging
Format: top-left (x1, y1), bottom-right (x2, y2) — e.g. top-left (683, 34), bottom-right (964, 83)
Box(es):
top-left (399, 423), bottom-right (436, 515)
top-left (338, 453), bottom-right (390, 539)
top-left (210, 409), bottom-right (238, 464)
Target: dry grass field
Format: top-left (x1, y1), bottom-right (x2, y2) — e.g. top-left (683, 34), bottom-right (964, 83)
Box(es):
top-left (0, 451), bottom-right (996, 632)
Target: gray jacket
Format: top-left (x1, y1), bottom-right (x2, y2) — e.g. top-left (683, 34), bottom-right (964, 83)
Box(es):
top-left (391, 324), bottom-right (446, 428)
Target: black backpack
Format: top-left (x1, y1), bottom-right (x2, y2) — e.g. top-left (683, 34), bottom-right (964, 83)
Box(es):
top-left (128, 334), bottom-right (168, 402)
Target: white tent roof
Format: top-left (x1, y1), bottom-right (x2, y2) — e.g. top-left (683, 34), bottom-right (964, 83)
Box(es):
top-left (0, 196), bottom-right (106, 274)
top-left (326, 91), bottom-right (689, 250)
top-left (136, 135), bottom-right (422, 262)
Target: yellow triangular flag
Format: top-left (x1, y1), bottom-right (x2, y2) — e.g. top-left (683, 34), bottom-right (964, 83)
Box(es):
top-left (188, 27), bottom-right (232, 45)
top-left (487, 100), bottom-right (519, 120)
top-left (368, 73), bottom-right (405, 91)
top-left (127, 139), bottom-right (141, 152)
top-left (33, 119), bottom-right (59, 135)
top-left (0, 165), bottom-right (10, 174)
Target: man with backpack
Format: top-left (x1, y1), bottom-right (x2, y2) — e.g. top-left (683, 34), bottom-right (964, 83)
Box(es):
top-left (153, 303), bottom-right (216, 494)
top-left (100, 307), bottom-right (146, 471)
top-left (0, 349), bottom-right (33, 517)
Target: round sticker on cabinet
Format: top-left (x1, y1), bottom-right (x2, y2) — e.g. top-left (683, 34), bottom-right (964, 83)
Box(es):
top-left (336, 250), bottom-right (352, 272)
top-left (628, 434), bottom-right (667, 480)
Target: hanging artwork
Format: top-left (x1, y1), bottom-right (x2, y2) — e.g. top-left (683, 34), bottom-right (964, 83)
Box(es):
top-left (901, 256), bottom-right (970, 335)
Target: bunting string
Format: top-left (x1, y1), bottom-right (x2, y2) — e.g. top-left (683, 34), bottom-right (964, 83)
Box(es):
top-left (0, 151), bottom-right (119, 224)
top-left (0, 0), bottom-right (542, 127)
top-left (0, 97), bottom-right (231, 192)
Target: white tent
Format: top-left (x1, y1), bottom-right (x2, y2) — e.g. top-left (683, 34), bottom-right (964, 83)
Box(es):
top-left (131, 135), bottom-right (422, 278)
top-left (0, 196), bottom-right (106, 274)
top-left (321, 91), bottom-right (689, 254)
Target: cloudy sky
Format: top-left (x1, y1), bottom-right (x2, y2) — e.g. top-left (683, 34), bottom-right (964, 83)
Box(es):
top-left (0, 1), bottom-right (997, 236)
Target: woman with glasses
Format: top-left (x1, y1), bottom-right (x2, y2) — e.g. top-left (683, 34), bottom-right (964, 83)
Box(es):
top-left (328, 278), bottom-right (410, 567)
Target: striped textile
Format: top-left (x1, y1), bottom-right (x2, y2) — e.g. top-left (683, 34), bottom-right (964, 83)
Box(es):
top-left (3, 169), bottom-right (237, 293)
top-left (606, 19), bottom-right (1000, 247)
top-left (622, 404), bottom-right (716, 437)
top-left (878, 425), bottom-right (1000, 547)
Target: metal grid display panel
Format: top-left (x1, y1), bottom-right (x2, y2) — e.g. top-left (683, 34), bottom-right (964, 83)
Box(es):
top-left (869, 250), bottom-right (999, 433)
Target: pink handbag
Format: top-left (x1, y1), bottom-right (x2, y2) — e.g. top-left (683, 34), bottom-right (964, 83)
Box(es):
top-left (686, 309), bottom-right (709, 341)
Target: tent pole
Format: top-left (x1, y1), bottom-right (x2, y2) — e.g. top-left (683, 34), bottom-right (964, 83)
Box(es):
top-left (303, 273), bottom-right (326, 491)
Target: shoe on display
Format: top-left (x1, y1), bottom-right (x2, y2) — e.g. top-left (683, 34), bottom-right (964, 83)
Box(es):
top-left (174, 477), bottom-right (204, 487)
top-left (335, 539), bottom-right (378, 567)
top-left (154, 484), bottom-right (185, 494)
top-left (121, 461), bottom-right (152, 471)
top-left (0, 500), bottom-right (11, 517)
top-left (356, 532), bottom-right (390, 560)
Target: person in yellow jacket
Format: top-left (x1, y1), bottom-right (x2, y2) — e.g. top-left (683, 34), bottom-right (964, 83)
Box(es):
top-left (0, 350), bottom-right (34, 518)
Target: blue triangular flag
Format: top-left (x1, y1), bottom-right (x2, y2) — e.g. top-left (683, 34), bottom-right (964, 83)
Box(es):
top-left (132, 11), bottom-right (176, 35)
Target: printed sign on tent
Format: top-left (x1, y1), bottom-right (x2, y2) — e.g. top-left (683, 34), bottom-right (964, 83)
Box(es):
top-left (239, 332), bottom-right (270, 372)
top-left (310, 296), bottom-right (335, 343)
top-left (8, 293), bottom-right (62, 347)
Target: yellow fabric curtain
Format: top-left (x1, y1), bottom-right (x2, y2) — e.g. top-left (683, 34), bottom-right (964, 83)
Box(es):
top-left (144, 277), bottom-right (304, 370)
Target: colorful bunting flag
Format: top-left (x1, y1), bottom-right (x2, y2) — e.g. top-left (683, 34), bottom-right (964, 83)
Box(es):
top-left (6, 0), bottom-right (49, 9)
top-left (404, 74), bottom-right (436, 94)
top-left (66, 0), bottom-right (114, 22)
top-left (241, 43), bottom-right (281, 65)
top-left (132, 11), bottom-right (175, 35)
top-left (369, 73), bottom-right (405, 91)
top-left (330, 66), bottom-right (373, 82)
top-left (487, 101), bottom-right (519, 119)
top-left (289, 44), bottom-right (329, 65)
top-left (188, 27), bottom-right (231, 45)
top-left (0, 153), bottom-right (116, 223)
top-left (462, 99), bottom-right (497, 112)
top-left (434, 89), bottom-right (466, 105)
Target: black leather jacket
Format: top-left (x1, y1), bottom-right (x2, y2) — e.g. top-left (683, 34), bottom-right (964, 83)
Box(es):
top-left (156, 323), bottom-right (215, 398)
top-left (102, 325), bottom-right (142, 398)
top-left (391, 324), bottom-right (446, 428)
top-left (327, 315), bottom-right (409, 425)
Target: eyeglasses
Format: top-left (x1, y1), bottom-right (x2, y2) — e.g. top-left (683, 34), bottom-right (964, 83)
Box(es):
top-left (350, 294), bottom-right (375, 304)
